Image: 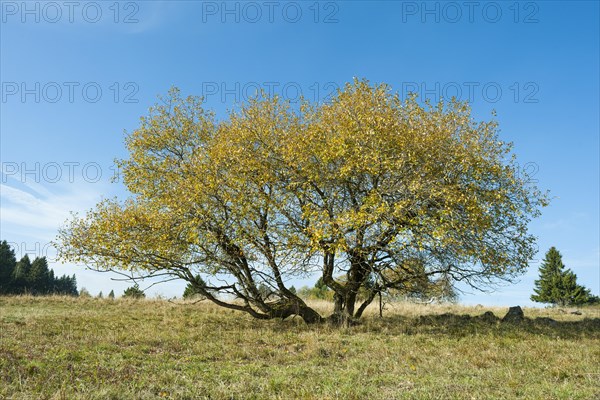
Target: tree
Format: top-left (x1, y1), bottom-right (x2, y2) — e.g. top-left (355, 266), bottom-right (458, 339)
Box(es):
top-left (28, 257), bottom-right (51, 295)
top-left (0, 241), bottom-right (16, 294)
top-left (382, 257), bottom-right (458, 303)
top-left (123, 284), bottom-right (145, 299)
top-left (297, 277), bottom-right (336, 300)
top-left (108, 289), bottom-right (115, 299)
top-left (12, 255), bottom-right (32, 293)
top-left (531, 247), bottom-right (595, 306)
top-left (313, 277), bottom-right (332, 299)
top-left (0, 241), bottom-right (78, 296)
top-left (257, 283), bottom-right (274, 300)
top-left (56, 79), bottom-right (548, 324)
top-left (183, 275), bottom-right (207, 299)
top-left (54, 274), bottom-right (78, 296)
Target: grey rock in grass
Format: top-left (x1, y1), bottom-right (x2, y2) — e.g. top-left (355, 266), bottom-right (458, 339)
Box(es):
top-left (479, 311), bottom-right (499, 323)
top-left (502, 306), bottom-right (524, 323)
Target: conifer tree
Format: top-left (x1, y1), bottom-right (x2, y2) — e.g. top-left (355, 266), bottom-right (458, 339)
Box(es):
top-left (70, 274), bottom-right (78, 296)
top-left (531, 247), bottom-right (593, 306)
top-left (123, 284), bottom-right (145, 299)
top-left (559, 270), bottom-right (592, 306)
top-left (0, 241), bottom-right (16, 294)
top-left (12, 255), bottom-right (32, 293)
top-left (183, 275), bottom-right (206, 299)
top-left (29, 257), bottom-right (50, 294)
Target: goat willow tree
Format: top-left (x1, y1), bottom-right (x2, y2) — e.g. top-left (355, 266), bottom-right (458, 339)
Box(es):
top-left (57, 79), bottom-right (548, 324)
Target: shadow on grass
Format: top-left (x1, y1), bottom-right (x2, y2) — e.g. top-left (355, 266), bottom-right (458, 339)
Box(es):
top-left (263, 311), bottom-right (600, 339)
top-left (365, 312), bottom-right (600, 339)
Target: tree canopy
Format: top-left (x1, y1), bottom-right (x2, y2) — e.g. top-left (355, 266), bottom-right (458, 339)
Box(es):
top-left (56, 79), bottom-right (548, 324)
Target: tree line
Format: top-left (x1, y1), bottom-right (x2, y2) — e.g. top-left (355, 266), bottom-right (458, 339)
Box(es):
top-left (0, 240), bottom-right (78, 296)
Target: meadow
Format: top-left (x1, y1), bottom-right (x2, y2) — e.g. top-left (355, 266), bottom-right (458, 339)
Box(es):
top-left (1, 296), bottom-right (598, 399)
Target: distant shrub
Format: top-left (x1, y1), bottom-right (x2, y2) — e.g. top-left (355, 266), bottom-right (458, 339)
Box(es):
top-left (182, 275), bottom-right (206, 300)
top-left (123, 285), bottom-right (145, 299)
top-left (298, 278), bottom-right (334, 300)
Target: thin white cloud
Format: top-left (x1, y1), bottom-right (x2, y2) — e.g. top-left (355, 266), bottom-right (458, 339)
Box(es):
top-left (126, 1), bottom-right (171, 34)
top-left (0, 181), bottom-right (112, 238)
top-left (564, 248), bottom-right (600, 269)
top-left (541, 212), bottom-right (589, 231)
top-left (0, 179), bottom-right (131, 295)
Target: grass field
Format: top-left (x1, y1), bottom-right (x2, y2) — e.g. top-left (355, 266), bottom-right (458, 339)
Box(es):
top-left (1, 296), bottom-right (599, 400)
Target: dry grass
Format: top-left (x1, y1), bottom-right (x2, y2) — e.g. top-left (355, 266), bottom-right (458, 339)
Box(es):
top-left (1, 296), bottom-right (599, 399)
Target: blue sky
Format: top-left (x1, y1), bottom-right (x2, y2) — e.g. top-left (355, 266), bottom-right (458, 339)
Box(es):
top-left (1, 1), bottom-right (598, 304)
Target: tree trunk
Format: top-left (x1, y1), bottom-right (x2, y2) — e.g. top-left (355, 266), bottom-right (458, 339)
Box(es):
top-left (354, 289), bottom-right (378, 319)
top-left (333, 292), bottom-right (344, 314)
top-left (298, 305), bottom-right (323, 324)
top-left (345, 291), bottom-right (357, 317)
top-left (342, 254), bottom-right (370, 320)
top-left (265, 300), bottom-right (324, 324)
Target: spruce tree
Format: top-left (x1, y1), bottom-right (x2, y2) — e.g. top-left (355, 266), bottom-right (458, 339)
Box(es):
top-left (108, 289), bottom-right (115, 299)
top-left (29, 257), bottom-right (50, 294)
top-left (12, 255), bottom-right (32, 293)
top-left (531, 247), bottom-right (593, 306)
top-left (313, 277), bottom-right (331, 299)
top-left (531, 247), bottom-right (565, 304)
top-left (560, 270), bottom-right (592, 306)
top-left (70, 275), bottom-right (78, 296)
top-left (123, 284), bottom-right (145, 299)
top-left (183, 275), bottom-right (206, 299)
top-left (48, 270), bottom-right (55, 293)
top-left (0, 241), bottom-right (16, 294)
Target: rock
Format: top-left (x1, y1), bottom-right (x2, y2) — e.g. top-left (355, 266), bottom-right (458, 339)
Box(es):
top-left (502, 306), bottom-right (524, 323)
top-left (479, 311), bottom-right (498, 323)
